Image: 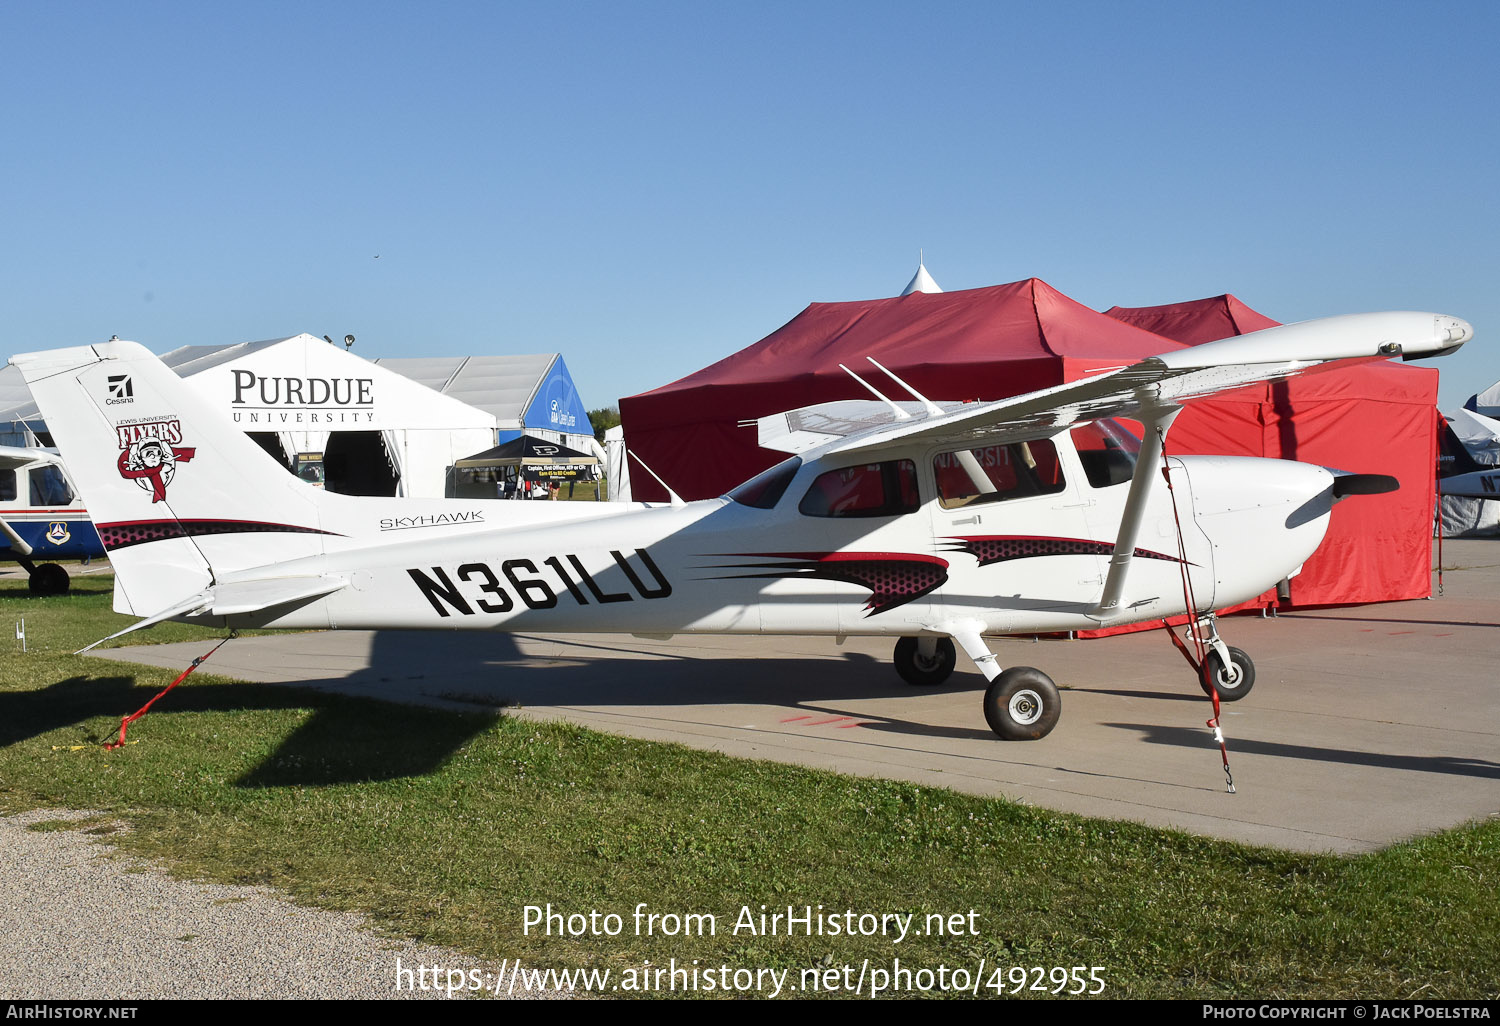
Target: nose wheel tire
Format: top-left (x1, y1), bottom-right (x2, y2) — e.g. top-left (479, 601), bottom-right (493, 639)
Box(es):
top-left (894, 636), bottom-right (957, 687)
top-left (1202, 646), bottom-right (1255, 701)
top-left (984, 667), bottom-right (1061, 740)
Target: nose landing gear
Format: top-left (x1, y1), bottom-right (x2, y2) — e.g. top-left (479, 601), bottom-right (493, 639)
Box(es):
top-left (1165, 615), bottom-right (1256, 702)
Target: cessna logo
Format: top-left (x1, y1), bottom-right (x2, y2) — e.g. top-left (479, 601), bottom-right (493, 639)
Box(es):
top-left (105, 374), bottom-right (135, 405)
top-left (407, 549), bottom-right (671, 617)
top-left (115, 417), bottom-right (196, 503)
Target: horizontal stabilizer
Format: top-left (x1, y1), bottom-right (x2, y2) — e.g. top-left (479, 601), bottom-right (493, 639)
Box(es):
top-left (76, 575), bottom-right (347, 654)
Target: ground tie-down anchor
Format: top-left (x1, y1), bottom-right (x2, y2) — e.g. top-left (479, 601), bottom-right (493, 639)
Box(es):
top-left (1206, 686), bottom-right (1235, 794)
top-left (1161, 617), bottom-right (1238, 794)
top-left (104, 631), bottom-right (238, 750)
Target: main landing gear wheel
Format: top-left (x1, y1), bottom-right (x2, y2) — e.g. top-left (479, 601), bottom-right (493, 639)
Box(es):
top-left (1202, 646), bottom-right (1255, 702)
top-left (983, 667), bottom-right (1061, 740)
top-left (894, 636), bottom-right (957, 687)
top-left (28, 563), bottom-right (70, 596)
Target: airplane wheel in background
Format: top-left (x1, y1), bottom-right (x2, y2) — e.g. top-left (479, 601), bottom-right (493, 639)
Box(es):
top-left (984, 667), bottom-right (1061, 740)
top-left (1202, 646), bottom-right (1255, 701)
top-left (893, 636), bottom-right (956, 686)
top-left (28, 563), bottom-right (70, 596)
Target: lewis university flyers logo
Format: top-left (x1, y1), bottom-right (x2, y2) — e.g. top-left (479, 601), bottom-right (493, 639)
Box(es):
top-left (115, 418), bottom-right (196, 503)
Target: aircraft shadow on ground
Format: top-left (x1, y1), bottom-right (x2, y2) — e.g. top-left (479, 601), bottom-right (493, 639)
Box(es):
top-left (1, 673), bottom-right (499, 789)
top-left (1082, 687), bottom-right (1204, 703)
top-left (1108, 722), bottom-right (1500, 780)
top-left (341, 629), bottom-right (983, 710)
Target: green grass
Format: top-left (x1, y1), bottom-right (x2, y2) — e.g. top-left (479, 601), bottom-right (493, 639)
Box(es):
top-left (1, 573), bottom-right (1496, 998)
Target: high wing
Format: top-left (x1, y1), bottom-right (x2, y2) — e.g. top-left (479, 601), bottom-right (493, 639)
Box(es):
top-left (755, 312), bottom-right (1472, 459)
top-left (0, 445), bottom-right (61, 473)
top-left (755, 310), bottom-right (1471, 625)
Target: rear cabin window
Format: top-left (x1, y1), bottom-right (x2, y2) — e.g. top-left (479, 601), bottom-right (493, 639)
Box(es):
top-left (799, 460), bottom-right (920, 518)
top-left (934, 440), bottom-right (1065, 509)
top-left (0, 470), bottom-right (14, 503)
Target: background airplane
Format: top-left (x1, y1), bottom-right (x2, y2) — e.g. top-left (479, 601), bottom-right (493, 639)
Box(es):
top-left (9, 310), bottom-right (1471, 741)
top-left (1438, 412), bottom-right (1500, 501)
top-left (0, 445), bottom-right (104, 595)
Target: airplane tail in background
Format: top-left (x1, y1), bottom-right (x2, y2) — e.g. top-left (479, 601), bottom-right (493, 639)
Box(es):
top-left (11, 341), bottom-right (336, 615)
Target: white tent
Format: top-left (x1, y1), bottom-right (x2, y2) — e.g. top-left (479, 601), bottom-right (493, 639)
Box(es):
top-left (604, 424), bottom-right (630, 501)
top-left (1448, 407), bottom-right (1500, 459)
top-left (899, 256), bottom-right (943, 296)
top-left (0, 364), bottom-right (44, 447)
top-left (1465, 379), bottom-right (1500, 419)
top-left (374, 354), bottom-right (605, 463)
top-left (161, 336), bottom-right (497, 498)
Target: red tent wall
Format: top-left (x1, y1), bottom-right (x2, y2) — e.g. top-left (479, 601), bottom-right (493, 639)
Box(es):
top-left (620, 284), bottom-right (1435, 611)
top-left (1106, 297), bottom-right (1438, 607)
top-left (620, 279), bottom-right (1186, 502)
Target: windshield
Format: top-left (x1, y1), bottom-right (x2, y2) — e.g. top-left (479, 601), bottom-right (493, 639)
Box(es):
top-left (1070, 418), bottom-right (1141, 488)
top-left (727, 457), bottom-right (802, 509)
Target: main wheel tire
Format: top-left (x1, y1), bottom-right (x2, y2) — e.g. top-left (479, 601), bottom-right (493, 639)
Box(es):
top-left (1203, 646), bottom-right (1255, 701)
top-left (28, 563), bottom-right (70, 596)
top-left (983, 667), bottom-right (1061, 740)
top-left (894, 636), bottom-right (957, 687)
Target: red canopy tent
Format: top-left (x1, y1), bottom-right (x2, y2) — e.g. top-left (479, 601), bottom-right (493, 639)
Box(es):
top-left (620, 278), bottom-right (1186, 502)
top-left (1105, 296), bottom-right (1438, 608)
top-left (620, 281), bottom-right (1437, 609)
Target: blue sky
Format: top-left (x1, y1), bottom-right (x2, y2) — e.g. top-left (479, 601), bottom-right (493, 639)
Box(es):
top-left (4, 1), bottom-right (1495, 412)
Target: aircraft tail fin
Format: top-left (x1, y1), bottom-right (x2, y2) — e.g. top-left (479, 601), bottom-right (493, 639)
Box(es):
top-left (1438, 419), bottom-right (1487, 477)
top-left (10, 341), bottom-right (336, 616)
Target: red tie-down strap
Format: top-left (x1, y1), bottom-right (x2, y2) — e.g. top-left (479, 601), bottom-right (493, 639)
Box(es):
top-left (105, 633), bottom-right (237, 750)
top-left (1158, 429), bottom-right (1236, 794)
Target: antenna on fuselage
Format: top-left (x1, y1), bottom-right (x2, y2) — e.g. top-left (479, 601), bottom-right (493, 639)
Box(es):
top-left (627, 450), bottom-right (685, 508)
top-left (838, 364), bottom-right (911, 420)
top-left (866, 357), bottom-right (944, 418)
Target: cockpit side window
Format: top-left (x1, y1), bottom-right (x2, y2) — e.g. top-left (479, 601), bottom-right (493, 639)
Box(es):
top-left (0, 469), bottom-right (15, 503)
top-left (29, 466), bottom-right (74, 507)
top-left (1070, 419), bottom-right (1141, 489)
top-left (798, 459), bottom-right (920, 518)
top-left (933, 440), bottom-right (1065, 509)
top-left (727, 457), bottom-right (802, 509)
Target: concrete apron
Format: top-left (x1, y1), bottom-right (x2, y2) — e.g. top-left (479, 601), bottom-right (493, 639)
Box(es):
top-left (94, 540), bottom-right (1500, 855)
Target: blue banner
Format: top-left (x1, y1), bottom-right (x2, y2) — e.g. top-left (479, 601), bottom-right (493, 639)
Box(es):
top-left (523, 357), bottom-right (592, 436)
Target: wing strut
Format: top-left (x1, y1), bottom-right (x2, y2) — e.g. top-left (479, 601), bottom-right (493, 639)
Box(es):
top-left (0, 517), bottom-right (33, 557)
top-left (1092, 403), bottom-right (1181, 619)
top-left (838, 364), bottom-right (911, 421)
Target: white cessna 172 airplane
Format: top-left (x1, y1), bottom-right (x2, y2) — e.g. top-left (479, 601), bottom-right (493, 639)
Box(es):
top-left (9, 311), bottom-right (1472, 742)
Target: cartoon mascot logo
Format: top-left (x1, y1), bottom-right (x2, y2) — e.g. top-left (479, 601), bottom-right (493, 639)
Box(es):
top-left (116, 419), bottom-right (196, 503)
